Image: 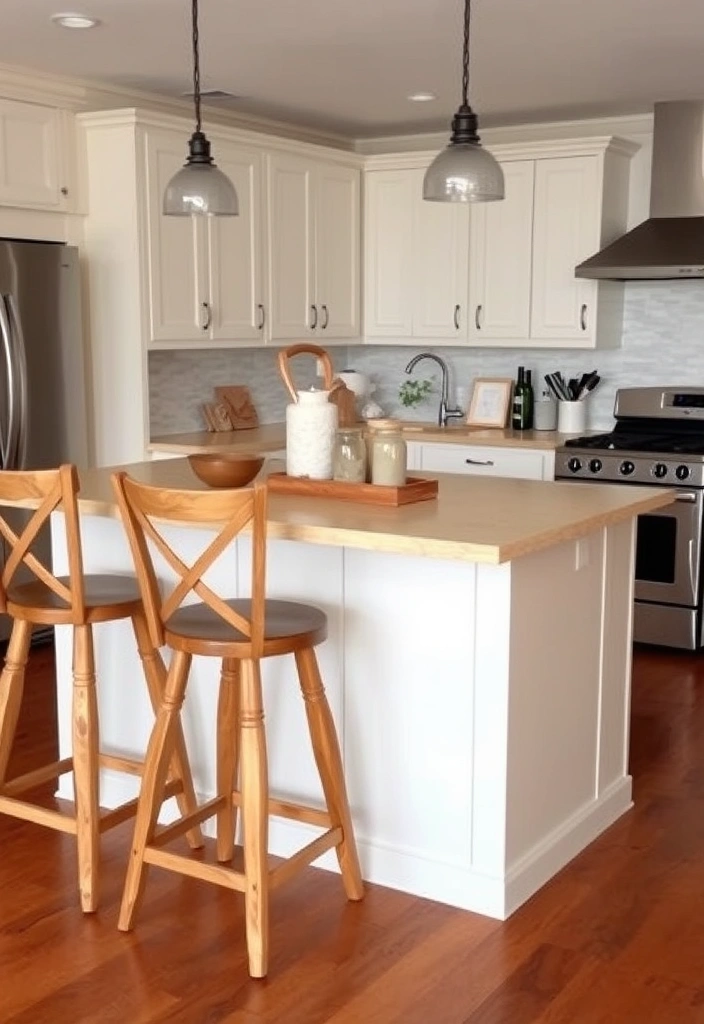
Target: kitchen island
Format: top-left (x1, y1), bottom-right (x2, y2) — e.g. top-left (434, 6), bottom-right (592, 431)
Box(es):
top-left (47, 460), bottom-right (671, 919)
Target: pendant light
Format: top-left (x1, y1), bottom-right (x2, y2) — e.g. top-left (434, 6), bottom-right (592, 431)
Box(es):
top-left (164, 0), bottom-right (238, 216)
top-left (423, 0), bottom-right (504, 203)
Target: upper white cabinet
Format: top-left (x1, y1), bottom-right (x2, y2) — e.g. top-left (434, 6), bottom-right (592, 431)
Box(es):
top-left (145, 128), bottom-right (265, 346)
top-left (364, 167), bottom-right (468, 342)
top-left (364, 137), bottom-right (636, 350)
top-left (267, 152), bottom-right (360, 342)
top-left (0, 98), bottom-right (71, 210)
top-left (468, 160), bottom-right (534, 341)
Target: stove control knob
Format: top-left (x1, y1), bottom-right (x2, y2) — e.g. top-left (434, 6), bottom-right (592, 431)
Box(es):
top-left (619, 460), bottom-right (635, 476)
top-left (652, 463), bottom-right (668, 479)
top-left (676, 464), bottom-right (691, 481)
top-left (588, 458), bottom-right (602, 474)
top-left (567, 457), bottom-right (582, 473)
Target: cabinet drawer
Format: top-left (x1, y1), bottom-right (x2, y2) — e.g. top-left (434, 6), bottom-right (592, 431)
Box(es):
top-left (419, 443), bottom-right (547, 480)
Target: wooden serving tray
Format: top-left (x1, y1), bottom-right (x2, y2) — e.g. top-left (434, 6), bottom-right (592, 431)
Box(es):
top-left (266, 473), bottom-right (439, 506)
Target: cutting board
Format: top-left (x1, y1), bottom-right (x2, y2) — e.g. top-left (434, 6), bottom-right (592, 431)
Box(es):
top-left (214, 385), bottom-right (259, 430)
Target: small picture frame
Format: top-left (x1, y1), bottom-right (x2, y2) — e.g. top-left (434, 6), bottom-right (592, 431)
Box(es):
top-left (467, 378), bottom-right (513, 428)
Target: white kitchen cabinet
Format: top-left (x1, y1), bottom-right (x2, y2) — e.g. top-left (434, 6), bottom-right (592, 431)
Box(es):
top-left (0, 98), bottom-right (71, 210)
top-left (145, 128), bottom-right (265, 346)
top-left (468, 160), bottom-right (534, 342)
top-left (267, 151), bottom-right (360, 341)
top-left (364, 167), bottom-right (468, 342)
top-left (411, 441), bottom-right (554, 480)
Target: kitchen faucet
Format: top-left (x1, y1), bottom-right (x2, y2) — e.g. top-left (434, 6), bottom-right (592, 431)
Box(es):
top-left (404, 353), bottom-right (465, 428)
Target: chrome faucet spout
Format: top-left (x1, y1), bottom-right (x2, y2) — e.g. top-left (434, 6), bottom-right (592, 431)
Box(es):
top-left (404, 352), bottom-right (464, 428)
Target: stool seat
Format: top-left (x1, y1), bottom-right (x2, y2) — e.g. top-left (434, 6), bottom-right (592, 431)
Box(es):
top-left (8, 573), bottom-right (142, 624)
top-left (165, 598), bottom-right (327, 656)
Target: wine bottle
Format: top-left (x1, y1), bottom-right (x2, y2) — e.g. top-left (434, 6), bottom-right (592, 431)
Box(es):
top-left (512, 366), bottom-right (526, 430)
top-left (524, 369), bottom-right (534, 430)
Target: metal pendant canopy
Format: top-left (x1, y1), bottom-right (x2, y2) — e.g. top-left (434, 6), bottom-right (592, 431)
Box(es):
top-left (163, 0), bottom-right (238, 216)
top-left (423, 0), bottom-right (504, 203)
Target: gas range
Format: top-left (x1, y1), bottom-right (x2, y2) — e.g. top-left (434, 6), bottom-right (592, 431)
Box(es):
top-left (555, 387), bottom-right (704, 487)
top-left (555, 386), bottom-right (704, 651)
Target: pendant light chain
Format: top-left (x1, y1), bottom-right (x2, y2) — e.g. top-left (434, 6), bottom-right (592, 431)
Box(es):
top-left (462, 0), bottom-right (470, 108)
top-left (191, 0), bottom-right (202, 133)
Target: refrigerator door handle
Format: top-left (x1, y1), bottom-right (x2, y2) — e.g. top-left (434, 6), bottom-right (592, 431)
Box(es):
top-left (0, 295), bottom-right (17, 469)
top-left (6, 295), bottom-right (29, 469)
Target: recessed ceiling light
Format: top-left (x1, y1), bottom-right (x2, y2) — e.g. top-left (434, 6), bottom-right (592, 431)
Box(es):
top-left (51, 12), bottom-right (101, 29)
top-left (408, 92), bottom-right (437, 103)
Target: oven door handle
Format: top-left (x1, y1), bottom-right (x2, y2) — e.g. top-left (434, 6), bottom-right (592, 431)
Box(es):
top-left (688, 538), bottom-right (696, 595)
top-left (675, 492), bottom-right (698, 503)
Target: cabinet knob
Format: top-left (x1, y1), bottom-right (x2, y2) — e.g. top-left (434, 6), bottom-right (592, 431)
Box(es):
top-left (310, 304), bottom-right (318, 330)
top-left (60, 186), bottom-right (69, 197)
top-left (580, 303), bottom-right (588, 331)
top-left (257, 303), bottom-right (265, 330)
top-left (321, 304), bottom-right (329, 330)
top-left (454, 304), bottom-right (461, 330)
top-left (475, 304), bottom-right (482, 330)
top-left (201, 301), bottom-right (212, 331)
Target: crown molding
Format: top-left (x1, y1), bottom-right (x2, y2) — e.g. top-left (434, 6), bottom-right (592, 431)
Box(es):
top-left (355, 112), bottom-right (654, 156)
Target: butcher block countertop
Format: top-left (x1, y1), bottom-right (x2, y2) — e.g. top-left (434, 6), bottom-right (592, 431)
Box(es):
top-left (148, 423), bottom-right (591, 455)
top-left (54, 458), bottom-right (672, 565)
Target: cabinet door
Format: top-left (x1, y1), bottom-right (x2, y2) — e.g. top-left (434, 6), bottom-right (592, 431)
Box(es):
top-left (363, 170), bottom-right (415, 337)
top-left (419, 443), bottom-right (548, 480)
top-left (314, 163), bottom-right (360, 339)
top-left (413, 169), bottom-right (469, 339)
top-left (468, 160), bottom-right (534, 342)
top-left (530, 156), bottom-right (600, 342)
top-left (207, 143), bottom-right (265, 342)
top-left (144, 130), bottom-right (206, 343)
top-left (0, 99), bottom-right (64, 209)
top-left (267, 152), bottom-right (315, 340)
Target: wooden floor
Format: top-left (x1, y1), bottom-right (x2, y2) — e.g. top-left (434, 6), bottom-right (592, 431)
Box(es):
top-left (2, 644), bottom-right (704, 1022)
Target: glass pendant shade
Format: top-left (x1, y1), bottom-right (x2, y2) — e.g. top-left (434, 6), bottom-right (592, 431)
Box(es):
top-left (164, 152), bottom-right (239, 216)
top-left (423, 140), bottom-right (505, 202)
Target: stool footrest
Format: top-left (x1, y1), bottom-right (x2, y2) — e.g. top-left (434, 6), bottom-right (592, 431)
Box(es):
top-left (144, 845), bottom-right (247, 892)
top-left (99, 779), bottom-right (183, 834)
top-left (151, 796), bottom-right (226, 849)
top-left (0, 756), bottom-right (73, 796)
top-left (270, 827), bottom-right (343, 891)
top-left (0, 794), bottom-right (78, 834)
top-left (99, 753), bottom-right (144, 776)
top-left (231, 792), bottom-right (332, 829)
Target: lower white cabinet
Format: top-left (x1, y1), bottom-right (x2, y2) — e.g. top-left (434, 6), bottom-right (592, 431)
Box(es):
top-left (407, 441), bottom-right (554, 481)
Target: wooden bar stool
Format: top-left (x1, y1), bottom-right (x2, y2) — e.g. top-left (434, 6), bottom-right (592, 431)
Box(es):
top-left (112, 472), bottom-right (364, 978)
top-left (0, 465), bottom-right (203, 913)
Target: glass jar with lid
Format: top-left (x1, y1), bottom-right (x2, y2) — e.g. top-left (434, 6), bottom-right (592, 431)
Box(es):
top-left (367, 419), bottom-right (407, 486)
top-left (332, 427), bottom-right (367, 483)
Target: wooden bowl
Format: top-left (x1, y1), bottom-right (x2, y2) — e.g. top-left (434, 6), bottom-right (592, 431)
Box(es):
top-left (188, 453), bottom-right (265, 488)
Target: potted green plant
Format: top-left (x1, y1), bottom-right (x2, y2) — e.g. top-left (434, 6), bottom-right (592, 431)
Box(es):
top-left (398, 378), bottom-right (433, 410)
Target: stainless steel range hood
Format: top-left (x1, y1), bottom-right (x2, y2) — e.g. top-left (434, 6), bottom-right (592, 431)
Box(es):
top-left (575, 101), bottom-right (704, 280)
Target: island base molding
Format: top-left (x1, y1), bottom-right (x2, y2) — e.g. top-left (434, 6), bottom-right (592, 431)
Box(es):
top-left (51, 514), bottom-right (636, 920)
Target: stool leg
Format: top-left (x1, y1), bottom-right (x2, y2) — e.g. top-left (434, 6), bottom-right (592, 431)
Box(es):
top-left (216, 657), bottom-right (241, 863)
top-left (294, 647), bottom-right (364, 902)
top-left (72, 624), bottom-right (100, 913)
top-left (240, 658), bottom-right (269, 979)
top-left (130, 611), bottom-right (204, 850)
top-left (0, 619), bottom-right (33, 784)
top-left (118, 649), bottom-right (192, 933)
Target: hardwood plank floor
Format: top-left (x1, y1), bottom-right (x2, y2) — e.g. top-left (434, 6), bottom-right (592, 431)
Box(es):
top-left (2, 643), bottom-right (704, 1022)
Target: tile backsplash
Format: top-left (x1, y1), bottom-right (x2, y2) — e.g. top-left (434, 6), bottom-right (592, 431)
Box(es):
top-left (149, 281), bottom-right (704, 436)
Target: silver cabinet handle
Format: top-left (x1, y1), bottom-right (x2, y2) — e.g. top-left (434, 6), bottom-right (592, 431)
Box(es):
top-left (454, 304), bottom-right (461, 330)
top-left (475, 304), bottom-right (482, 330)
top-left (257, 303), bottom-right (265, 330)
top-left (465, 457), bottom-right (494, 466)
top-left (201, 301), bottom-right (212, 331)
top-left (310, 304), bottom-right (318, 330)
top-left (321, 304), bottom-right (329, 329)
top-left (580, 303), bottom-right (587, 331)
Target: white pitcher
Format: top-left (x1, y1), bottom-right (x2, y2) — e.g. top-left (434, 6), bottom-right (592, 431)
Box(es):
top-left (278, 343), bottom-right (339, 479)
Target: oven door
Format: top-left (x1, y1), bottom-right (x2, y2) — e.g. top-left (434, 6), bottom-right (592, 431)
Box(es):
top-left (634, 489), bottom-right (703, 607)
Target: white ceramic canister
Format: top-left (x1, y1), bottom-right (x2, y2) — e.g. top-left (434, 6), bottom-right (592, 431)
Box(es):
top-left (278, 343), bottom-right (340, 479)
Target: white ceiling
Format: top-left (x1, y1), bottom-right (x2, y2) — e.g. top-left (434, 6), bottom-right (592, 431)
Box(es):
top-left (3, 0), bottom-right (704, 137)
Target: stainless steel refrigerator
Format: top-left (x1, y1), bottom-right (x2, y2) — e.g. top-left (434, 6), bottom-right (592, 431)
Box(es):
top-left (0, 239), bottom-right (88, 641)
